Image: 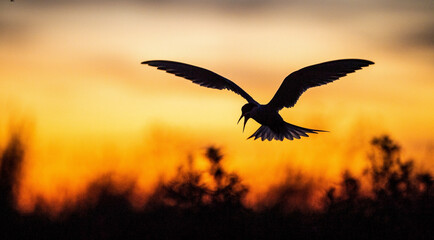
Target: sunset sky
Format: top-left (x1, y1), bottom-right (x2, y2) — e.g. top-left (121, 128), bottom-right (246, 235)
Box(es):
top-left (1, 0), bottom-right (433, 212)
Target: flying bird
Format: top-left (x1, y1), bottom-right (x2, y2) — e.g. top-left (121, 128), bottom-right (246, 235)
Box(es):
top-left (142, 59), bottom-right (374, 141)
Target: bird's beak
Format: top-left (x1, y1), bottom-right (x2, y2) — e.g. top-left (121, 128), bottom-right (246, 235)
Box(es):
top-left (238, 113), bottom-right (249, 132)
top-left (237, 113), bottom-right (244, 124)
top-left (243, 117), bottom-right (249, 132)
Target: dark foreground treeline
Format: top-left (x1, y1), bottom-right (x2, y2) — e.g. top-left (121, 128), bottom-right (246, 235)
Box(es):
top-left (0, 134), bottom-right (433, 239)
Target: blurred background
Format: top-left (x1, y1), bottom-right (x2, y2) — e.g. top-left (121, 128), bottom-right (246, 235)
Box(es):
top-left (0, 0), bottom-right (433, 213)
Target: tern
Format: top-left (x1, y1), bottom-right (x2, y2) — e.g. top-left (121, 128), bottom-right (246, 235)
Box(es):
top-left (142, 59), bottom-right (374, 141)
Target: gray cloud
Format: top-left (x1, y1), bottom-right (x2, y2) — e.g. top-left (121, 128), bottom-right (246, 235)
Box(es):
top-left (403, 25), bottom-right (434, 48)
top-left (0, 18), bottom-right (29, 45)
top-left (5, 0), bottom-right (433, 52)
top-left (13, 0), bottom-right (434, 12)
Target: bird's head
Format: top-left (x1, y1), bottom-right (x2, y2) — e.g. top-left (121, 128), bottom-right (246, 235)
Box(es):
top-left (238, 103), bottom-right (256, 132)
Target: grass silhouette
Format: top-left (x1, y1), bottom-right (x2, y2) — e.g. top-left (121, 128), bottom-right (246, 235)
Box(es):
top-left (0, 134), bottom-right (432, 239)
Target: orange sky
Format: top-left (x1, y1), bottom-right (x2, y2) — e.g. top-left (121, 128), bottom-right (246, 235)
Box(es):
top-left (1, 0), bottom-right (433, 212)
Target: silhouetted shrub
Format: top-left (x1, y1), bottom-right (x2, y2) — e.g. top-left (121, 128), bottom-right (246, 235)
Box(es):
top-left (0, 134), bottom-right (25, 239)
top-left (0, 134), bottom-right (24, 206)
top-left (148, 146), bottom-right (248, 210)
top-left (323, 135), bottom-right (434, 239)
top-left (0, 135), bottom-right (433, 239)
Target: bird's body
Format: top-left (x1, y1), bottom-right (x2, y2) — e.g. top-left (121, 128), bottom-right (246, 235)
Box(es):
top-left (250, 105), bottom-right (277, 126)
top-left (142, 59), bottom-right (374, 141)
top-left (238, 103), bottom-right (322, 141)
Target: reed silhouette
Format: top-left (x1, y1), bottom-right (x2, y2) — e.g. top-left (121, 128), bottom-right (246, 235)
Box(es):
top-left (0, 133), bottom-right (25, 240)
top-left (0, 134), bottom-right (433, 239)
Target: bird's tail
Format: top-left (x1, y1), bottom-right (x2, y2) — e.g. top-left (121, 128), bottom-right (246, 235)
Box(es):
top-left (247, 122), bottom-right (327, 141)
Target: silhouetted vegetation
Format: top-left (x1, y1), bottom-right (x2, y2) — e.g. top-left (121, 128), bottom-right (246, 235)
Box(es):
top-left (321, 135), bottom-right (434, 239)
top-left (0, 135), bottom-right (432, 239)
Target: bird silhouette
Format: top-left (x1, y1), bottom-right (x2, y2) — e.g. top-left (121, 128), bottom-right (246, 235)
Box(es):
top-left (142, 59), bottom-right (374, 141)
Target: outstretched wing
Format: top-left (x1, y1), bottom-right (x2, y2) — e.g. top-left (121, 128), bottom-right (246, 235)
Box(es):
top-left (142, 60), bottom-right (258, 104)
top-left (267, 59), bottom-right (374, 111)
